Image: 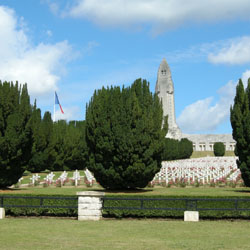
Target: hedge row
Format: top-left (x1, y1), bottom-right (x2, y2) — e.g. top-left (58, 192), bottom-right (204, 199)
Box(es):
top-left (103, 195), bottom-right (250, 219)
top-left (1, 194), bottom-right (250, 219)
top-left (0, 194), bottom-right (77, 217)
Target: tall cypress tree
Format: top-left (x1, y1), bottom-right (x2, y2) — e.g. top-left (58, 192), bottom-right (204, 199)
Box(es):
top-left (0, 81), bottom-right (33, 188)
top-left (86, 79), bottom-right (167, 189)
top-left (230, 79), bottom-right (250, 187)
top-left (28, 110), bottom-right (54, 172)
top-left (49, 120), bottom-right (87, 171)
top-left (64, 120), bottom-right (87, 170)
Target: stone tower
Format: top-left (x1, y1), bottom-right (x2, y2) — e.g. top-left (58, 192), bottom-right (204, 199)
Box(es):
top-left (155, 58), bottom-right (182, 139)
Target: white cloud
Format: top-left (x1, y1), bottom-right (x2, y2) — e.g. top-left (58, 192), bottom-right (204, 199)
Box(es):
top-left (0, 6), bottom-right (73, 96)
top-left (54, 106), bottom-right (81, 121)
top-left (208, 36), bottom-right (250, 65)
top-left (67, 0), bottom-right (250, 32)
top-left (242, 70), bottom-right (250, 84)
top-left (177, 68), bottom-right (250, 133)
top-left (177, 80), bottom-right (236, 133)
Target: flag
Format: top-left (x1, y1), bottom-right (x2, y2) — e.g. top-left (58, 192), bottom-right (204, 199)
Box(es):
top-left (55, 91), bottom-right (64, 114)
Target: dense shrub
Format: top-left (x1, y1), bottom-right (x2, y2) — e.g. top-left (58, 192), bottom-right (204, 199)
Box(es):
top-left (179, 138), bottom-right (193, 159)
top-left (103, 195), bottom-right (250, 219)
top-left (1, 194), bottom-right (250, 219)
top-left (162, 138), bottom-right (193, 161)
top-left (86, 79), bottom-right (167, 189)
top-left (28, 116), bottom-right (87, 173)
top-left (214, 142), bottom-right (225, 156)
top-left (0, 194), bottom-right (77, 217)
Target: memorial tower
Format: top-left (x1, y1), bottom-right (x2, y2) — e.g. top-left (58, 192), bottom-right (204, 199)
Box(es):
top-left (155, 58), bottom-right (182, 139)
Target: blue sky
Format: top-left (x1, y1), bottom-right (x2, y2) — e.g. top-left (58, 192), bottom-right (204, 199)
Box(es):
top-left (1, 0), bottom-right (250, 134)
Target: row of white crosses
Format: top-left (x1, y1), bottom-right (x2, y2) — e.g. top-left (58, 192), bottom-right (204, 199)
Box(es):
top-left (153, 157), bottom-right (242, 184)
top-left (72, 170), bottom-right (81, 186)
top-left (44, 172), bottom-right (55, 184)
top-left (28, 169), bottom-right (93, 186)
top-left (84, 169), bottom-right (95, 184)
top-left (44, 170), bottom-right (83, 186)
top-left (30, 174), bottom-right (40, 185)
top-left (57, 171), bottom-right (68, 185)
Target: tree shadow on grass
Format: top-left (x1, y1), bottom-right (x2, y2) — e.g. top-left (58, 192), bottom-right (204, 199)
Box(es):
top-left (91, 188), bottom-right (153, 194)
top-left (223, 187), bottom-right (250, 194)
top-left (0, 187), bottom-right (28, 193)
top-left (232, 189), bottom-right (250, 194)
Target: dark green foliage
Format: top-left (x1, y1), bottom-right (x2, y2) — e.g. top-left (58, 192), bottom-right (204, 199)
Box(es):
top-left (2, 194), bottom-right (250, 219)
top-left (230, 79), bottom-right (250, 187)
top-left (179, 138), bottom-right (193, 159)
top-left (162, 138), bottom-right (193, 161)
top-left (28, 113), bottom-right (87, 172)
top-left (49, 120), bottom-right (87, 171)
top-left (0, 81), bottom-right (33, 188)
top-left (162, 138), bottom-right (179, 161)
top-left (0, 194), bottom-right (77, 217)
top-left (65, 121), bottom-right (87, 170)
top-left (103, 195), bottom-right (250, 219)
top-left (28, 111), bottom-right (54, 172)
top-left (86, 79), bottom-right (167, 190)
top-left (0, 80), bottom-right (88, 177)
top-left (213, 142), bottom-right (225, 156)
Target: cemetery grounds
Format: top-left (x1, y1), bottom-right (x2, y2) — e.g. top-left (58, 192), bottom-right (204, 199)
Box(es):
top-left (1, 156), bottom-right (250, 249)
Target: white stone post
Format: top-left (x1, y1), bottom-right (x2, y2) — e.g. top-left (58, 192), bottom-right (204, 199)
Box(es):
top-left (0, 208), bottom-right (5, 219)
top-left (77, 191), bottom-right (105, 221)
top-left (184, 211), bottom-right (199, 222)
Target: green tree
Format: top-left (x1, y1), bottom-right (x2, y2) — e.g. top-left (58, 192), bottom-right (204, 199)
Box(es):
top-left (64, 120), bottom-right (87, 170)
top-left (0, 81), bottom-right (33, 188)
top-left (230, 78), bottom-right (250, 187)
top-left (49, 120), bottom-right (67, 171)
top-left (28, 111), bottom-right (54, 172)
top-left (162, 138), bottom-right (193, 161)
top-left (213, 142), bottom-right (225, 156)
top-left (49, 120), bottom-right (87, 171)
top-left (162, 138), bottom-right (179, 161)
top-left (86, 79), bottom-right (167, 189)
top-left (179, 138), bottom-right (193, 159)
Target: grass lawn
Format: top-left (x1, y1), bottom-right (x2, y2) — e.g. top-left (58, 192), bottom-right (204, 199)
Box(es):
top-left (191, 151), bottom-right (235, 158)
top-left (1, 185), bottom-right (250, 197)
top-left (0, 218), bottom-right (249, 250)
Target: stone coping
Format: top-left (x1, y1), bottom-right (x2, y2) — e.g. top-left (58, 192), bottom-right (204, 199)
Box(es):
top-left (76, 191), bottom-right (105, 197)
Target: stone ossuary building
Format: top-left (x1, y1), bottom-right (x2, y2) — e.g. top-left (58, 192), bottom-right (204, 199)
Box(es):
top-left (155, 58), bottom-right (236, 152)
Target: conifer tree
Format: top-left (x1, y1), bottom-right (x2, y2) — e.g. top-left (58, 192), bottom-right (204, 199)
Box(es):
top-left (178, 138), bottom-right (193, 159)
top-left (162, 138), bottom-right (193, 161)
top-left (49, 120), bottom-right (87, 171)
top-left (0, 81), bottom-right (33, 188)
top-left (28, 110), bottom-right (53, 172)
top-left (86, 79), bottom-right (167, 189)
top-left (213, 142), bottom-right (225, 156)
top-left (49, 119), bottom-right (67, 171)
top-left (230, 79), bottom-right (250, 186)
top-left (64, 120), bottom-right (87, 170)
